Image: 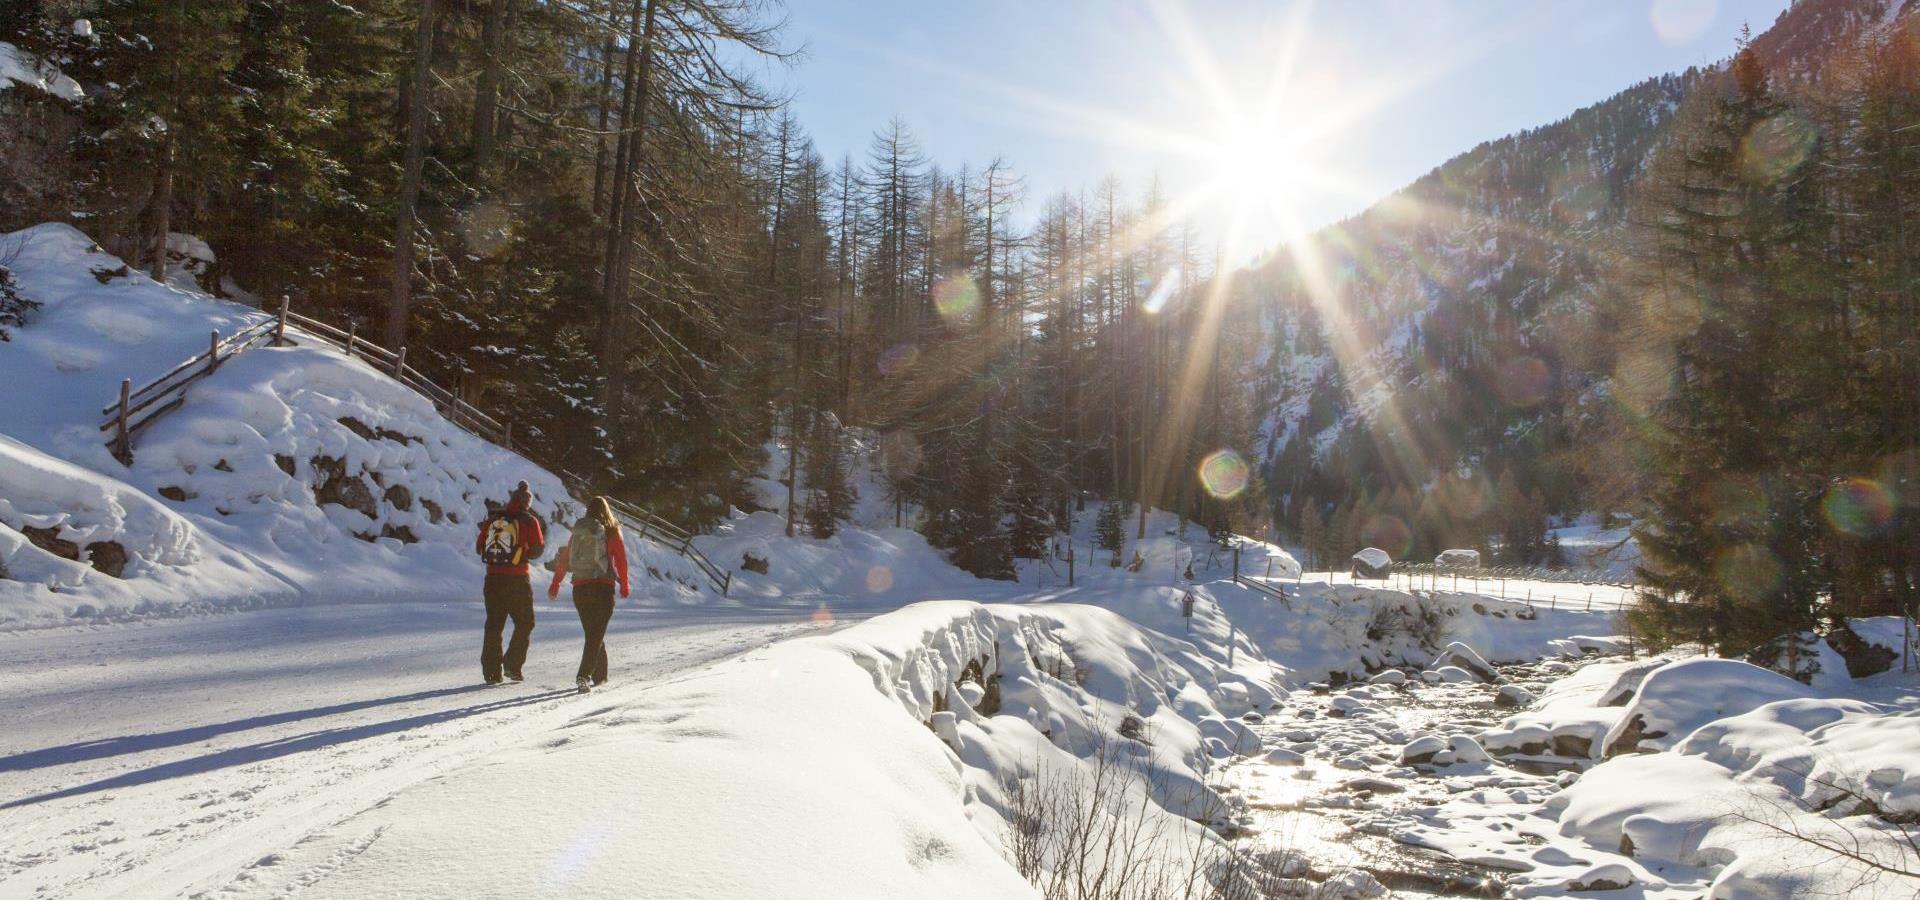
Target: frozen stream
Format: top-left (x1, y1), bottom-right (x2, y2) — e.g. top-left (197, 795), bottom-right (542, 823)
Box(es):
top-left (1218, 654), bottom-right (1626, 897)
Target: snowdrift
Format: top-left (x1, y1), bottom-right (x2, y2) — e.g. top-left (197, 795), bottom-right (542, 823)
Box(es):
top-left (233, 601), bottom-right (1289, 898)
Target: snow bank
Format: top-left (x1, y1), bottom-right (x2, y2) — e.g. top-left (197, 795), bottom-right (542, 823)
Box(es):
top-left (1602, 658), bottom-right (1813, 756)
top-left (244, 601), bottom-right (1287, 898)
top-left (1552, 696), bottom-right (1920, 898)
top-left (0, 41), bottom-right (83, 101)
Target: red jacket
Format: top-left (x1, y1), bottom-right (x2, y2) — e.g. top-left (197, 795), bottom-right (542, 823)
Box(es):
top-left (548, 526), bottom-right (630, 597)
top-left (475, 498), bottom-right (546, 577)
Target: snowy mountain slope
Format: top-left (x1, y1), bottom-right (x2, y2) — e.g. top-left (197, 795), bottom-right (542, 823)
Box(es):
top-left (1245, 0), bottom-right (1918, 526)
top-left (0, 223), bottom-right (724, 626)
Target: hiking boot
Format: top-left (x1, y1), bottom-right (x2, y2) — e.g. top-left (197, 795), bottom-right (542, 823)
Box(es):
top-left (576, 676), bottom-right (592, 694)
top-left (506, 671), bottom-right (524, 683)
top-left (484, 674), bottom-right (503, 685)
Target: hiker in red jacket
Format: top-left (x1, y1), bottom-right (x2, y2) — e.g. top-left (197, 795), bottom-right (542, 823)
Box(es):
top-left (547, 496), bottom-right (630, 693)
top-left (476, 480), bottom-right (546, 684)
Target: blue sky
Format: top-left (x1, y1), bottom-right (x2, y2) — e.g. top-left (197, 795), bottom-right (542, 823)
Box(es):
top-left (763, 0), bottom-right (1792, 260)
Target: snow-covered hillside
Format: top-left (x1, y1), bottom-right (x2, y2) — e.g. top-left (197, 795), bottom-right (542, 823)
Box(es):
top-left (0, 223), bottom-right (638, 625)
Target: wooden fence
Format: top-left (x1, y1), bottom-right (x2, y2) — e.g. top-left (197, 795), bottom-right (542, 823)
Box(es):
top-left (100, 316), bottom-right (283, 465)
top-left (100, 297), bottom-right (730, 595)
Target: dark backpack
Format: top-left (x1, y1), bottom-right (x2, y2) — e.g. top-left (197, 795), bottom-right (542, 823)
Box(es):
top-left (479, 511), bottom-right (528, 566)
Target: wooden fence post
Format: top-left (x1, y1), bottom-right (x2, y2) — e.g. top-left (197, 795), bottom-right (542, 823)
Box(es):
top-left (276, 295), bottom-right (289, 344)
top-left (208, 330), bottom-right (220, 372)
top-left (346, 323), bottom-right (358, 358)
top-left (392, 346), bottom-right (407, 378)
top-left (114, 378), bottom-right (131, 464)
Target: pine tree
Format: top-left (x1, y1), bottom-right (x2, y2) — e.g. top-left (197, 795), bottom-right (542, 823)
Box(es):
top-left (803, 413), bottom-right (854, 539)
top-left (1095, 500), bottom-right (1127, 567)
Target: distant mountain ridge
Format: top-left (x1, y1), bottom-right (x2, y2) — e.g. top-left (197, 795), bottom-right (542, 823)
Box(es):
top-left (1240, 0), bottom-right (1917, 557)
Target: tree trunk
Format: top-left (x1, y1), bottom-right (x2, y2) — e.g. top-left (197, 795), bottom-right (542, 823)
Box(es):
top-left (148, 132), bottom-right (175, 281)
top-left (386, 0), bottom-right (438, 350)
top-left (470, 0), bottom-right (510, 175)
top-left (598, 0), bottom-right (657, 444)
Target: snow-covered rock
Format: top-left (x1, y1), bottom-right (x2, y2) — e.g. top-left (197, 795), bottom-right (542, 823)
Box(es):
top-left (1368, 668), bottom-right (1407, 686)
top-left (1350, 546), bottom-right (1391, 578)
top-left (1602, 659), bottom-right (1813, 756)
top-left (1401, 735), bottom-right (1447, 765)
top-left (1429, 641), bottom-right (1498, 682)
top-left (1495, 684), bottom-right (1535, 708)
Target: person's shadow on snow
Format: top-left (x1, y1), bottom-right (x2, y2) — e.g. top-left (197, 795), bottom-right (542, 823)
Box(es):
top-left (0, 687), bottom-right (575, 810)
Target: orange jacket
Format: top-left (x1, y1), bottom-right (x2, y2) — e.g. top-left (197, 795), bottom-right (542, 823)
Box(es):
top-left (548, 526), bottom-right (630, 597)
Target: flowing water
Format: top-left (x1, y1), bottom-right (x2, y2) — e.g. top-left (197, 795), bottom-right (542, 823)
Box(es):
top-left (1217, 657), bottom-right (1612, 898)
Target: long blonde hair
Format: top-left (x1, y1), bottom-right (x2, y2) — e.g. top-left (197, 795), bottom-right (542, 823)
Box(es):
top-left (588, 496), bottom-right (620, 534)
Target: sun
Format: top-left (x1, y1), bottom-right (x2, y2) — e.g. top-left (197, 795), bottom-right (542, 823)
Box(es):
top-left (1204, 113), bottom-right (1313, 258)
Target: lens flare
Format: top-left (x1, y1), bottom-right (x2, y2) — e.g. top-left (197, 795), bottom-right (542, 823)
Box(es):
top-left (1875, 451), bottom-right (1918, 509)
top-left (1198, 449), bottom-right (1250, 499)
top-left (875, 430), bottom-right (922, 476)
top-left (1496, 356), bottom-right (1552, 408)
top-left (811, 602), bottom-right (836, 625)
top-left (877, 342), bottom-right (919, 375)
top-left (1715, 543), bottom-right (1782, 598)
top-left (932, 274), bottom-right (978, 322)
top-left (1361, 514), bottom-right (1412, 559)
top-left (1741, 113), bottom-right (1818, 184)
top-left (1823, 478), bottom-right (1894, 537)
top-left (1142, 266), bottom-right (1182, 314)
top-left (1650, 0), bottom-right (1717, 46)
top-left (865, 565), bottom-right (894, 593)
top-left (461, 201), bottom-right (512, 258)
top-left (1706, 475), bottom-right (1767, 530)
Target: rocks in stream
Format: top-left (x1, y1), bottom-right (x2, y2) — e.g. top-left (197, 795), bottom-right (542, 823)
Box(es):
top-left (1400, 735), bottom-right (1447, 765)
top-left (1263, 747), bottom-right (1306, 766)
top-left (1495, 684), bottom-right (1536, 708)
top-left (1568, 862), bottom-right (1635, 891)
top-left (1368, 669), bottom-right (1408, 686)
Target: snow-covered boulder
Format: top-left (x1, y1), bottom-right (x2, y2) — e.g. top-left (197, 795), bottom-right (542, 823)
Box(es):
top-left (1198, 715), bottom-right (1263, 756)
top-left (1401, 735), bottom-right (1447, 765)
top-left (1602, 659), bottom-right (1813, 756)
top-left (1429, 641), bottom-right (1498, 682)
top-left (1368, 668), bottom-right (1407, 686)
top-left (1350, 547), bottom-right (1391, 579)
top-left (1495, 684), bottom-right (1535, 708)
top-left (1435, 548), bottom-right (1481, 568)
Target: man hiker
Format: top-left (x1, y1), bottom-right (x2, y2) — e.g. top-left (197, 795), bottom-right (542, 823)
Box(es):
top-left (477, 480), bottom-right (545, 684)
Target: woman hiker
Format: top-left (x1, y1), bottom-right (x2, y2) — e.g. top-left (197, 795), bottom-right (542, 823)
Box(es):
top-left (547, 496), bottom-right (630, 693)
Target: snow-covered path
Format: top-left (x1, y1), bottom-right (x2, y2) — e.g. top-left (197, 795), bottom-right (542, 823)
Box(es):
top-left (0, 603), bottom-right (824, 899)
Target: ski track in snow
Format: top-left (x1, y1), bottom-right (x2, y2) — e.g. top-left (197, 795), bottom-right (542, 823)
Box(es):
top-left (0, 603), bottom-right (825, 899)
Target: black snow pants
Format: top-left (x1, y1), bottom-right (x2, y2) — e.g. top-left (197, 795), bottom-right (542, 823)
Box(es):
top-left (573, 584), bottom-right (615, 684)
top-left (481, 574), bottom-right (535, 680)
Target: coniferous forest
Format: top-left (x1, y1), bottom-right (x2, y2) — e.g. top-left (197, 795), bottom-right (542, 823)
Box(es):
top-left (2, 0), bottom-right (1917, 653)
